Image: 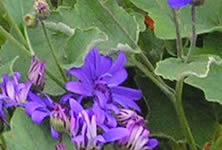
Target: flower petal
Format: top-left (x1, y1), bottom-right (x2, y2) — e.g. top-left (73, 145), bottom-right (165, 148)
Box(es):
top-left (146, 138), bottom-right (158, 149)
top-left (0, 101), bottom-right (6, 120)
top-left (51, 126), bottom-right (60, 140)
top-left (103, 127), bottom-right (129, 142)
top-left (66, 81), bottom-right (92, 96)
top-left (106, 69), bottom-right (127, 87)
top-left (111, 86), bottom-right (142, 100)
top-left (25, 101), bottom-right (43, 115)
top-left (168, 0), bottom-right (192, 8)
top-left (92, 103), bottom-right (105, 125)
top-left (6, 81), bottom-right (15, 100)
top-left (113, 94), bottom-right (141, 112)
top-left (105, 113), bottom-right (117, 128)
top-left (69, 98), bottom-right (83, 115)
top-left (31, 110), bottom-right (49, 124)
top-left (108, 51), bottom-right (126, 74)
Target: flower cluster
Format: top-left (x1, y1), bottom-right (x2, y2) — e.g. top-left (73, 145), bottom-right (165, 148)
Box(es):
top-left (0, 48), bottom-right (158, 150)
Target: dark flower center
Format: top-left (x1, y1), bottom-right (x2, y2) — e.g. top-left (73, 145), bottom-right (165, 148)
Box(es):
top-left (94, 81), bottom-right (112, 103)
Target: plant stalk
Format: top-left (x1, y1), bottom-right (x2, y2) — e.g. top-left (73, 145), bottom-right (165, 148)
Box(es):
top-left (132, 56), bottom-right (175, 102)
top-left (40, 21), bottom-right (67, 82)
top-left (174, 79), bottom-right (197, 150)
top-left (185, 5), bottom-right (197, 63)
top-left (171, 8), bottom-right (183, 59)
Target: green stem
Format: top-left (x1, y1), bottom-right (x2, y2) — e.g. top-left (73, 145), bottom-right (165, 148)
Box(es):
top-left (40, 22), bottom-right (67, 82)
top-left (185, 5), bottom-right (197, 63)
top-left (0, 135), bottom-right (6, 150)
top-left (139, 53), bottom-right (175, 94)
top-left (24, 26), bottom-right (35, 55)
top-left (124, 0), bottom-right (132, 8)
top-left (174, 79), bottom-right (198, 150)
top-left (0, 26), bottom-right (66, 90)
top-left (171, 8), bottom-right (183, 59)
top-left (132, 56), bottom-right (175, 102)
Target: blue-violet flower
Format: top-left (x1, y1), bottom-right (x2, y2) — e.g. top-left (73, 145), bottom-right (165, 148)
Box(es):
top-left (0, 72), bottom-right (31, 120)
top-left (66, 48), bottom-right (142, 128)
top-left (69, 99), bottom-right (129, 150)
top-left (25, 92), bottom-right (69, 139)
top-left (168, 0), bottom-right (193, 8)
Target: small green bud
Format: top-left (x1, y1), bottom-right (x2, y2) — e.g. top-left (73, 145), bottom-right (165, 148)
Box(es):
top-left (24, 14), bottom-right (37, 28)
top-left (50, 116), bottom-right (70, 133)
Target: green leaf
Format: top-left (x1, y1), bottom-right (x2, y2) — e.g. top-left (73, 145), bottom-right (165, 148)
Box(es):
top-left (191, 32), bottom-right (222, 58)
top-left (3, 108), bottom-right (74, 150)
top-left (130, 0), bottom-right (222, 39)
top-left (185, 57), bottom-right (222, 104)
top-left (3, 0), bottom-right (34, 26)
top-left (0, 56), bottom-right (18, 80)
top-left (0, 26), bottom-right (67, 95)
top-left (135, 76), bottom-right (217, 148)
top-left (45, 21), bottom-right (75, 36)
top-left (154, 56), bottom-right (217, 81)
top-left (50, 0), bottom-right (144, 53)
top-left (64, 27), bottom-right (107, 68)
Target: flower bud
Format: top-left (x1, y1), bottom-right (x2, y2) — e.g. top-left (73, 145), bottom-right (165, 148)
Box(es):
top-left (28, 56), bottom-right (46, 91)
top-left (192, 0), bottom-right (204, 6)
top-left (50, 104), bottom-right (70, 133)
top-left (24, 14), bottom-right (37, 28)
top-left (55, 143), bottom-right (66, 150)
top-left (34, 0), bottom-right (50, 20)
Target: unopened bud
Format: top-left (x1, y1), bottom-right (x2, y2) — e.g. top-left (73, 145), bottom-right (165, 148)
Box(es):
top-left (55, 143), bottom-right (66, 150)
top-left (28, 56), bottom-right (46, 91)
top-left (50, 104), bottom-right (70, 133)
top-left (24, 14), bottom-right (37, 28)
top-left (34, 0), bottom-right (50, 20)
top-left (192, 0), bottom-right (204, 6)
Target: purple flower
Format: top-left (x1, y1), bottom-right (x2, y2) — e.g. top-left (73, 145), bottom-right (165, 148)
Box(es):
top-left (25, 92), bottom-right (69, 139)
top-left (34, 0), bottom-right (50, 20)
top-left (168, 0), bottom-right (193, 8)
top-left (117, 109), bottom-right (158, 150)
top-left (69, 102), bottom-right (129, 150)
top-left (66, 48), bottom-right (142, 127)
top-left (28, 56), bottom-right (46, 91)
top-left (0, 72), bottom-right (32, 120)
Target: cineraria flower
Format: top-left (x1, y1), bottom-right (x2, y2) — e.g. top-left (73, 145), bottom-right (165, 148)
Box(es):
top-left (28, 56), bottom-right (46, 91)
top-left (25, 92), bottom-right (69, 139)
top-left (69, 101), bottom-right (129, 150)
top-left (0, 72), bottom-right (32, 120)
top-left (66, 48), bottom-right (142, 127)
top-left (168, 0), bottom-right (193, 8)
top-left (117, 109), bottom-right (158, 150)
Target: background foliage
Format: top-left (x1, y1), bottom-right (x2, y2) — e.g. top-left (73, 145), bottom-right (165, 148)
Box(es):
top-left (1, 0), bottom-right (222, 150)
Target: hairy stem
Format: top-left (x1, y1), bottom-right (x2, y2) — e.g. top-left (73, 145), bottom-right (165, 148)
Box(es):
top-left (171, 8), bottom-right (183, 59)
top-left (185, 5), bottom-right (197, 63)
top-left (174, 79), bottom-right (197, 150)
top-left (0, 26), bottom-right (66, 90)
top-left (41, 22), bottom-right (67, 82)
